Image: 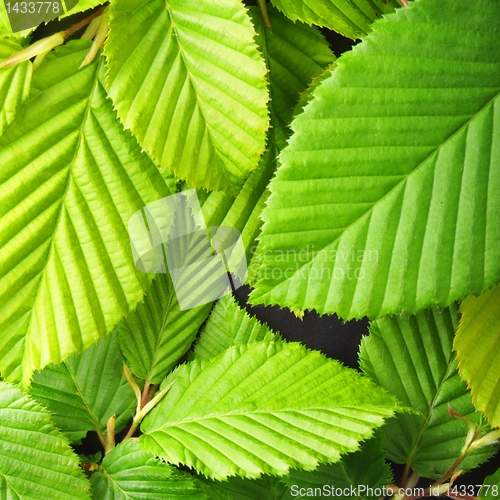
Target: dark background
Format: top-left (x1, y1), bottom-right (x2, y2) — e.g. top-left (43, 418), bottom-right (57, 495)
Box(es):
top-left (34, 3), bottom-right (499, 493)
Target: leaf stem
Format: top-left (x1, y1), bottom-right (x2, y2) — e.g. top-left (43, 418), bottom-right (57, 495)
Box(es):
top-left (63, 6), bottom-right (107, 38)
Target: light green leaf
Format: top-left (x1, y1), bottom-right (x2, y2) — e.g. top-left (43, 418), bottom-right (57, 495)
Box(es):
top-left (140, 341), bottom-right (400, 480)
top-left (0, 37), bottom-right (31, 134)
top-left (281, 434), bottom-right (392, 500)
top-left (0, 43), bottom-right (174, 385)
top-left (30, 332), bottom-right (136, 444)
top-left (60, 0), bottom-right (106, 19)
top-left (0, 381), bottom-right (91, 499)
top-left (269, 0), bottom-right (399, 39)
top-left (250, 0), bottom-right (500, 320)
top-left (117, 273), bottom-right (212, 385)
top-left (90, 440), bottom-right (206, 500)
top-left (200, 475), bottom-right (288, 500)
top-left (480, 468), bottom-right (500, 499)
top-left (360, 305), bottom-right (496, 479)
top-left (455, 283), bottom-right (500, 428)
top-left (192, 294), bottom-right (278, 361)
top-left (105, 0), bottom-right (269, 193)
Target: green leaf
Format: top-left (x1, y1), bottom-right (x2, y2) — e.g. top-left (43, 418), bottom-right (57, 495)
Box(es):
top-left (455, 283), bottom-right (500, 428)
top-left (281, 435), bottom-right (392, 500)
top-left (0, 43), bottom-right (174, 385)
top-left (117, 273), bottom-right (213, 385)
top-left (250, 0), bottom-right (500, 320)
top-left (105, 0), bottom-right (269, 193)
top-left (250, 5), bottom-right (335, 150)
top-left (480, 468), bottom-right (500, 500)
top-left (140, 341), bottom-right (399, 480)
top-left (270, 0), bottom-right (399, 39)
top-left (30, 332), bottom-right (136, 444)
top-left (60, 0), bottom-right (106, 19)
top-left (192, 294), bottom-right (278, 361)
top-left (200, 475), bottom-right (288, 500)
top-left (360, 305), bottom-right (496, 479)
top-left (90, 440), bottom-right (206, 500)
top-left (0, 381), bottom-right (91, 499)
top-left (0, 37), bottom-right (31, 134)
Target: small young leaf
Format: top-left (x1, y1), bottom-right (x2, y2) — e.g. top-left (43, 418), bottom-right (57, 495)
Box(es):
top-left (192, 294), bottom-right (278, 361)
top-left (360, 305), bottom-right (496, 479)
top-left (140, 341), bottom-right (400, 480)
top-left (455, 283), bottom-right (500, 428)
top-left (250, 0), bottom-right (500, 320)
top-left (0, 381), bottom-right (91, 499)
top-left (90, 440), bottom-right (206, 499)
top-left (105, 0), bottom-right (269, 193)
top-left (281, 434), bottom-right (392, 500)
top-left (30, 332), bottom-right (136, 444)
top-left (269, 0), bottom-right (399, 39)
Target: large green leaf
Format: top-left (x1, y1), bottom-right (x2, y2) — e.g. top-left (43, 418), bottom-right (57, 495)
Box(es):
top-left (0, 37), bottom-right (31, 135)
top-left (0, 381), bottom-right (91, 499)
top-left (270, 0), bottom-right (399, 39)
top-left (117, 272), bottom-right (212, 385)
top-left (30, 332), bottom-right (136, 444)
top-left (192, 294), bottom-right (277, 361)
top-left (360, 305), bottom-right (495, 479)
top-left (140, 341), bottom-right (400, 480)
top-left (0, 43), bottom-right (174, 385)
top-left (281, 435), bottom-right (392, 500)
top-left (455, 284), bottom-right (500, 428)
top-left (90, 440), bottom-right (206, 500)
top-left (250, 0), bottom-right (500, 320)
top-left (105, 0), bottom-right (269, 193)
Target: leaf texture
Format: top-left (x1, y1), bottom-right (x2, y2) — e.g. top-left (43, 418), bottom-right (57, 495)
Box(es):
top-left (0, 38), bottom-right (31, 135)
top-left (250, 0), bottom-right (500, 320)
top-left (140, 341), bottom-right (399, 480)
top-left (90, 440), bottom-right (206, 500)
top-left (200, 475), bottom-right (288, 500)
top-left (117, 273), bottom-right (212, 385)
top-left (105, 0), bottom-right (269, 193)
top-left (270, 0), bottom-right (399, 39)
top-left (360, 305), bottom-right (495, 479)
top-left (455, 283), bottom-right (500, 428)
top-left (0, 43), bottom-right (174, 385)
top-left (30, 332), bottom-right (136, 444)
top-left (0, 381), bottom-right (91, 499)
top-left (281, 435), bottom-right (392, 500)
top-left (192, 294), bottom-right (278, 360)
top-left (480, 468), bottom-right (500, 500)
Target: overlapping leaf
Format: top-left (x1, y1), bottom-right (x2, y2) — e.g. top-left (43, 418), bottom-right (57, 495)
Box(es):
top-left (250, 0), bottom-right (500, 320)
top-left (455, 284), bottom-right (500, 428)
top-left (90, 440), bottom-right (205, 499)
top-left (270, 0), bottom-right (399, 39)
top-left (0, 381), bottom-right (91, 499)
top-left (30, 332), bottom-right (136, 444)
top-left (480, 468), bottom-right (500, 499)
top-left (192, 294), bottom-right (277, 360)
top-left (117, 272), bottom-right (212, 385)
top-left (200, 475), bottom-right (288, 500)
top-left (281, 435), bottom-right (392, 500)
top-left (0, 42), bottom-right (174, 385)
top-left (0, 38), bottom-right (31, 134)
top-left (140, 341), bottom-right (399, 480)
top-left (360, 305), bottom-right (495, 479)
top-left (105, 0), bottom-right (269, 193)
